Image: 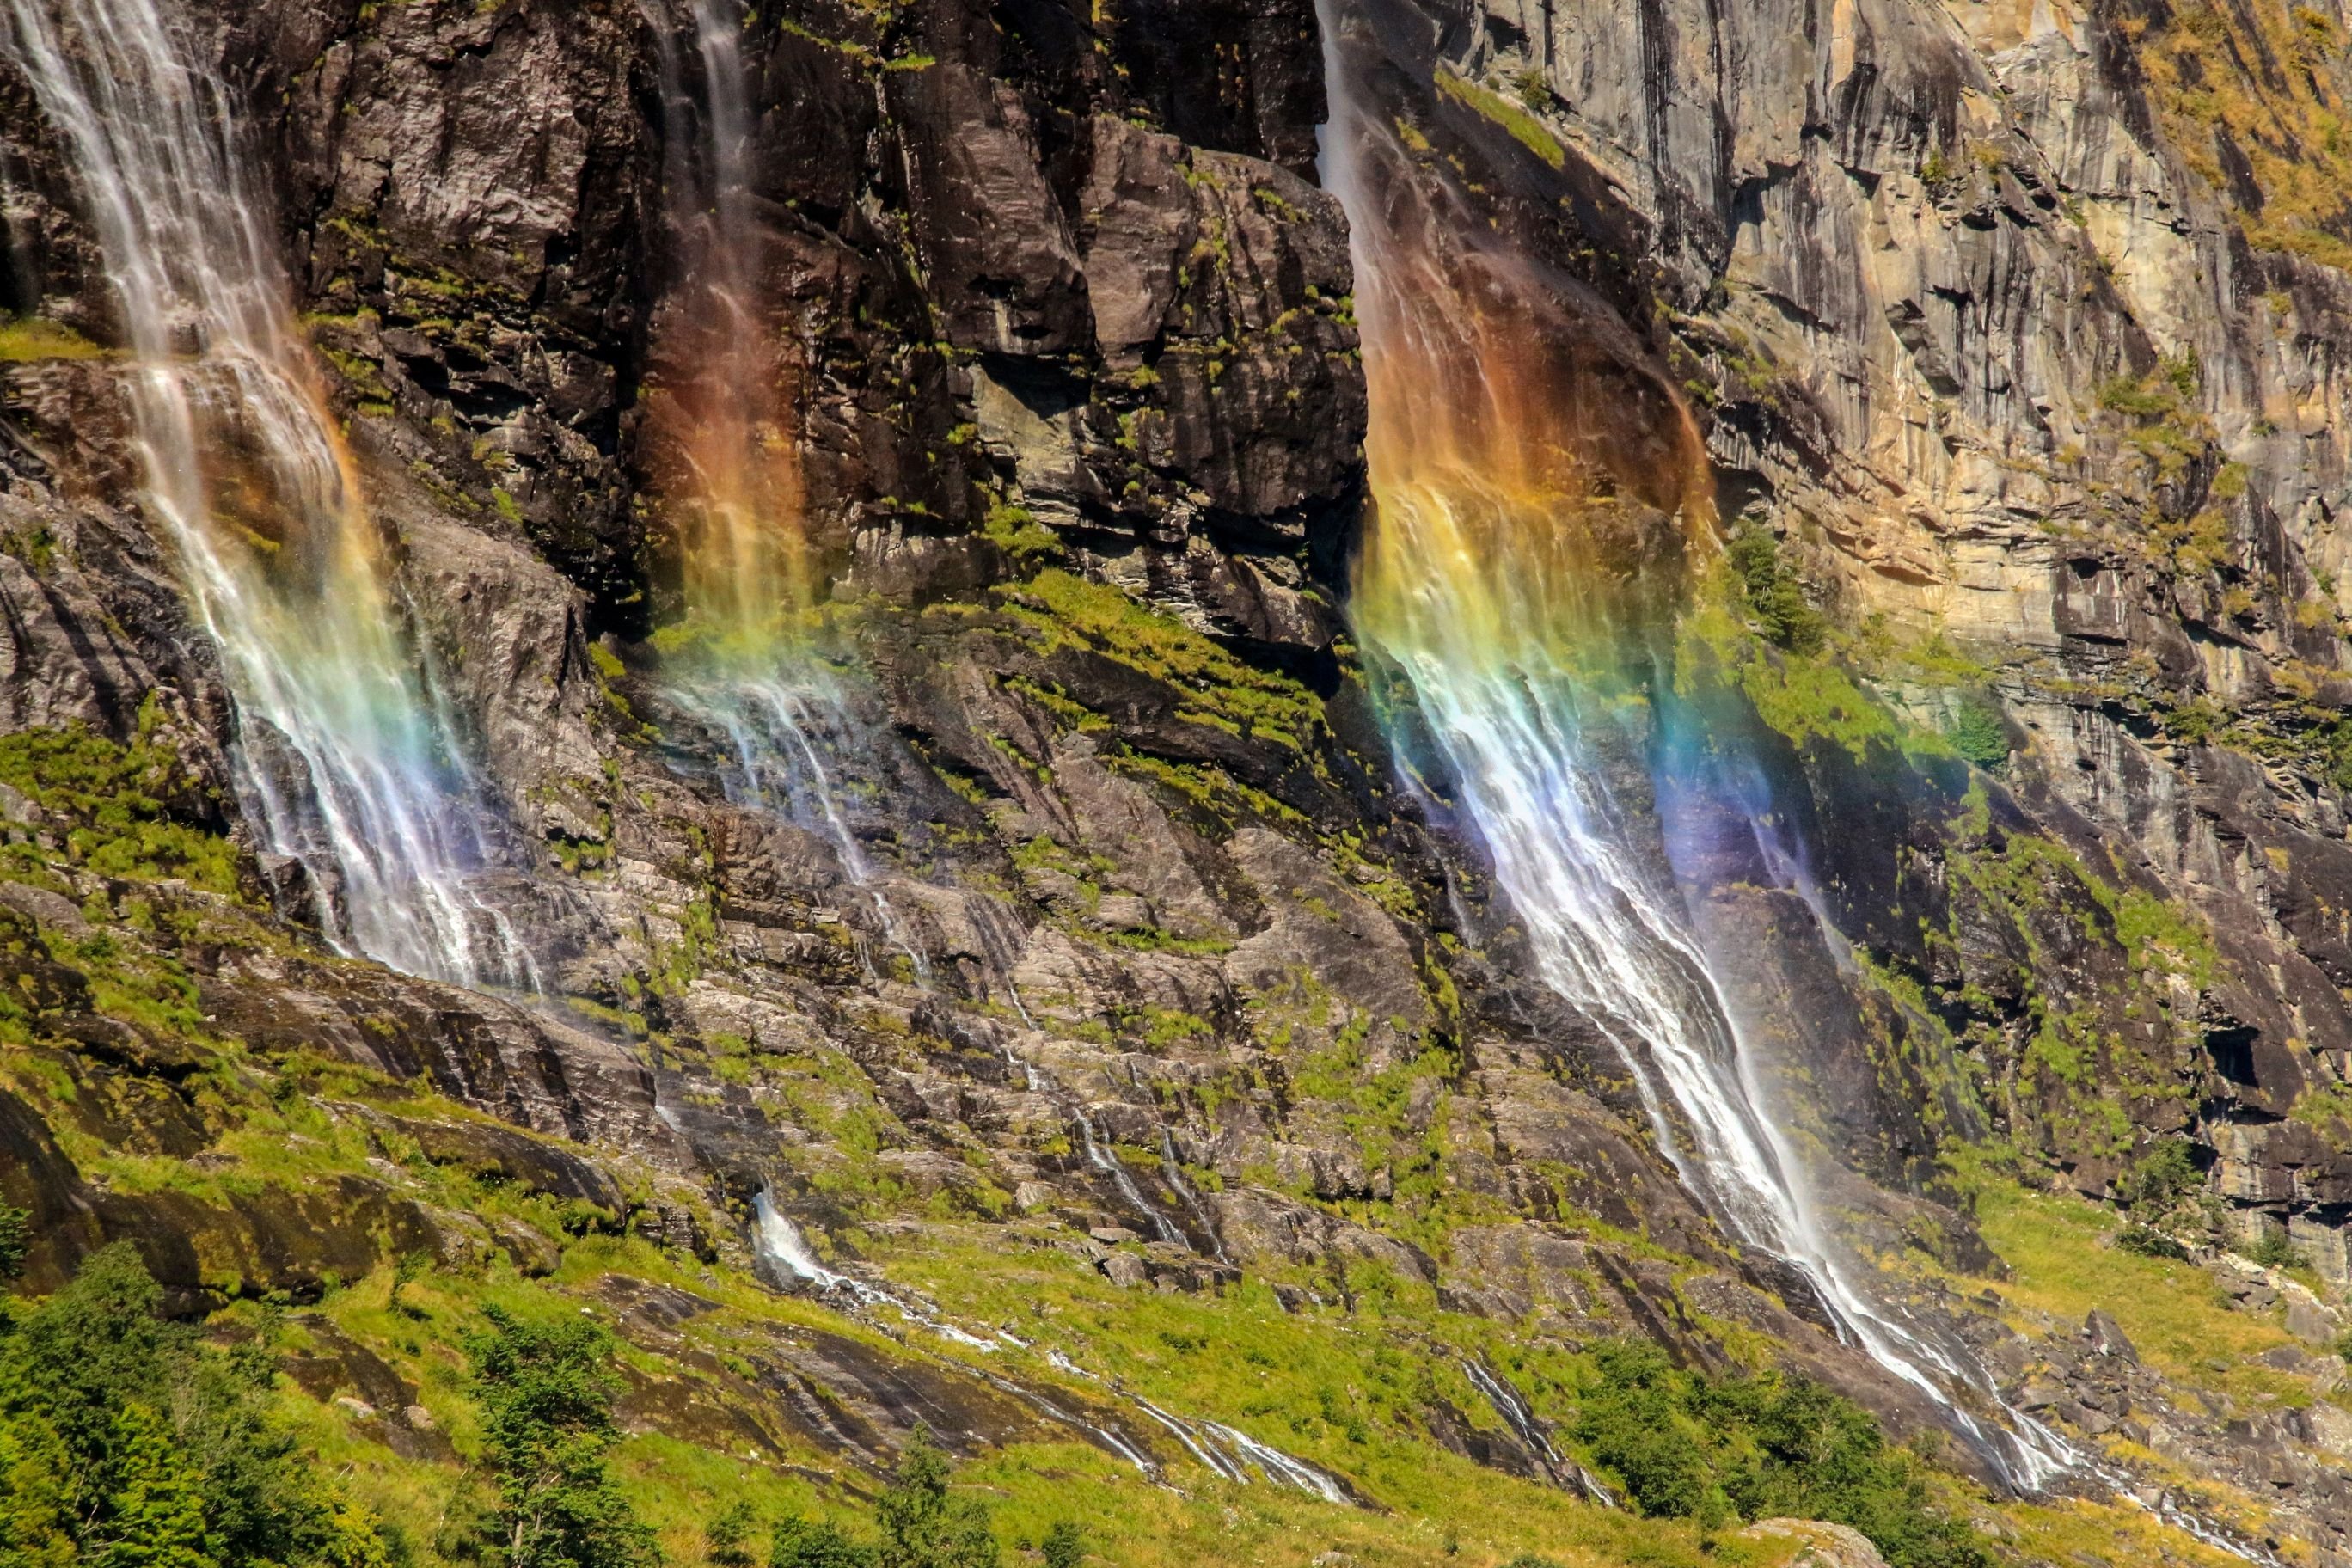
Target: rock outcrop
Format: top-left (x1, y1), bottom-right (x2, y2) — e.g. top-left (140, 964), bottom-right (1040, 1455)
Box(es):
top-left (12, 0), bottom-right (2352, 1560)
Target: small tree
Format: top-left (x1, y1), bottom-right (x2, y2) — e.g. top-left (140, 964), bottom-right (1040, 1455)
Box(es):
top-left (0, 1242), bottom-right (383, 1568)
top-left (1038, 1522), bottom-right (1083, 1568)
top-left (89, 1400), bottom-right (217, 1568)
top-left (0, 1204), bottom-right (29, 1280)
top-left (465, 1307), bottom-right (658, 1568)
top-left (873, 1431), bottom-right (996, 1568)
top-left (768, 1516), bottom-right (872, 1568)
top-left (706, 1500), bottom-right (756, 1567)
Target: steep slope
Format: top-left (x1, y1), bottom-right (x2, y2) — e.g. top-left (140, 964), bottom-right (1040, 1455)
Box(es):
top-left (1, 0), bottom-right (2351, 1564)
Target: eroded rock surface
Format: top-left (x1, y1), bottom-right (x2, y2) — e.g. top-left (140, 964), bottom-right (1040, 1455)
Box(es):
top-left (11, 0), bottom-right (2352, 1559)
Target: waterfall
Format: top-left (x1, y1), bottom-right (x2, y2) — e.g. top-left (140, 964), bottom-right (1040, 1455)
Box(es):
top-left (1313, 0), bottom-right (2074, 1494)
top-left (642, 0), bottom-right (922, 971)
top-left (0, 0), bottom-right (534, 989)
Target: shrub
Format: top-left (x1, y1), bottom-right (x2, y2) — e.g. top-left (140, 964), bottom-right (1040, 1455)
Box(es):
top-left (1944, 695), bottom-right (2010, 773)
top-left (2116, 1225), bottom-right (2191, 1260)
top-left (1571, 1339), bottom-right (1991, 1568)
top-left (2118, 1139), bottom-right (2201, 1211)
top-left (1573, 1340), bottom-right (1725, 1527)
top-left (874, 1430), bottom-right (997, 1568)
top-left (1726, 524), bottom-right (1826, 656)
top-left (0, 1242), bottom-right (384, 1566)
top-left (465, 1307), bottom-right (658, 1568)
top-left (1038, 1522), bottom-right (1084, 1568)
top-left (2242, 1229), bottom-right (2306, 1271)
top-left (770, 1516), bottom-right (873, 1568)
top-left (708, 1499), bottom-right (758, 1567)
top-left (764, 1430), bottom-right (997, 1568)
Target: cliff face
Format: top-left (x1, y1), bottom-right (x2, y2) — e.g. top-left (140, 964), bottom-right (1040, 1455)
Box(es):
top-left (9, 0), bottom-right (2352, 1562)
top-left (1383, 0), bottom-right (2352, 1285)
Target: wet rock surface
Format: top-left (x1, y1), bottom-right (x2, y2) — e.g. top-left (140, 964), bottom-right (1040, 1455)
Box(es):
top-left (9, 0), bottom-right (2352, 1558)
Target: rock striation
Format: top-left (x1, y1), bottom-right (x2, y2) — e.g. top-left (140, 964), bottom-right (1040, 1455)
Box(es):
top-left (11, 0), bottom-right (2352, 1559)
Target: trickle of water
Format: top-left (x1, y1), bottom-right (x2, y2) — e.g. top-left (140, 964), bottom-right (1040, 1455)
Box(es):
top-left (667, 669), bottom-right (929, 980)
top-left (0, 0), bottom-right (533, 989)
top-left (640, 0), bottom-right (929, 978)
top-left (1159, 1126), bottom-right (1230, 1264)
top-left (1461, 1358), bottom-right (1617, 1507)
top-left (749, 1189), bottom-right (1349, 1501)
top-left (1075, 1108), bottom-right (1185, 1248)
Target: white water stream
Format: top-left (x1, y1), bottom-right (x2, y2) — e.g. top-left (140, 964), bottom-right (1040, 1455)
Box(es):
top-left (0, 0), bottom-right (532, 989)
top-left (1313, 0), bottom-right (2084, 1498)
top-left (750, 1187), bottom-right (1343, 1499)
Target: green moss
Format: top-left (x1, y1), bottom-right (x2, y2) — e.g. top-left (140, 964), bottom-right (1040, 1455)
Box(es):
top-left (1095, 927), bottom-right (1236, 957)
top-left (0, 316), bottom-right (108, 362)
top-left (1001, 677), bottom-right (1109, 733)
top-left (1738, 656), bottom-right (1907, 763)
top-left (999, 570), bottom-right (1321, 752)
top-left (0, 711), bottom-right (240, 896)
top-left (1434, 70), bottom-right (1566, 170)
top-left (982, 504), bottom-right (1060, 563)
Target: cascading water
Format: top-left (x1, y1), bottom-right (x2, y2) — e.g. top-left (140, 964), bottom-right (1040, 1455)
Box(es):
top-left (750, 1187), bottom-right (1344, 1498)
top-left (0, 0), bottom-right (534, 990)
top-left (641, 0), bottom-right (923, 975)
top-left (1314, 0), bottom-right (2079, 1495)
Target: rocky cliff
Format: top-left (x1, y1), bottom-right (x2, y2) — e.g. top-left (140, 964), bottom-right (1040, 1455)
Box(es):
top-left (6, 0), bottom-right (2352, 1563)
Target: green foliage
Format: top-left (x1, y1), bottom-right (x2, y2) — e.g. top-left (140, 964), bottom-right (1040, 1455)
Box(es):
top-left (1942, 695), bottom-right (2010, 773)
top-left (2328, 718), bottom-right (2352, 793)
top-left (2241, 1229), bottom-right (2306, 1271)
top-left (2095, 373), bottom-right (2179, 420)
top-left (706, 1501), bottom-right (757, 1567)
top-left (768, 1517), bottom-right (872, 1568)
top-left (1571, 1342), bottom-right (1720, 1526)
top-left (464, 1306), bottom-right (658, 1568)
top-left (1571, 1341), bottom-right (1990, 1568)
top-left (0, 715), bottom-right (238, 895)
top-left (2117, 1139), bottom-right (2201, 1211)
top-left (0, 1208), bottom-right (26, 1281)
top-left (1037, 1522), bottom-right (1083, 1568)
top-left (1726, 523), bottom-right (1825, 656)
top-left (2116, 1225), bottom-right (2191, 1261)
top-left (0, 1243), bottom-right (383, 1568)
top-left (761, 1432), bottom-right (996, 1568)
top-left (873, 1432), bottom-right (996, 1568)
top-left (1736, 656), bottom-right (1901, 763)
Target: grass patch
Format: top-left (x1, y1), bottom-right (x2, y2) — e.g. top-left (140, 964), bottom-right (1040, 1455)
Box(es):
top-left (998, 569), bottom-right (1322, 752)
top-left (0, 709), bottom-right (240, 895)
top-left (1942, 1158), bottom-right (2307, 1414)
top-left (0, 315), bottom-right (108, 362)
top-left (1434, 69), bottom-right (1567, 170)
